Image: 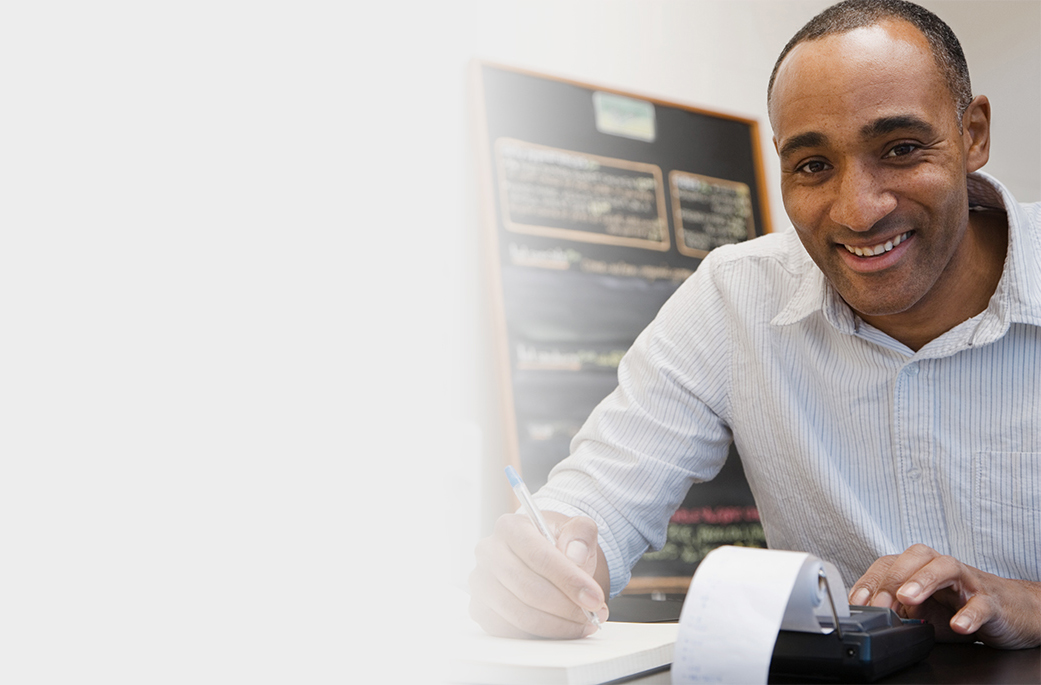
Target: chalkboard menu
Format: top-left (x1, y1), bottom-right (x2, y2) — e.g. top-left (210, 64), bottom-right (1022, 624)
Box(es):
top-left (473, 62), bottom-right (770, 588)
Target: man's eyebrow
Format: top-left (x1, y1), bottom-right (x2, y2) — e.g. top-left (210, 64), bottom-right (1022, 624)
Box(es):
top-left (860, 115), bottom-right (938, 140)
top-left (778, 131), bottom-right (828, 159)
top-left (777, 116), bottom-right (939, 160)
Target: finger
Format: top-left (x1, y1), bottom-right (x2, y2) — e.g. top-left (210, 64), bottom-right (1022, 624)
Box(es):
top-left (468, 567), bottom-right (596, 639)
top-left (487, 514), bottom-right (606, 625)
top-left (472, 521), bottom-right (586, 623)
top-left (894, 554), bottom-right (965, 607)
top-left (487, 540), bottom-right (597, 623)
top-left (858, 545), bottom-right (942, 609)
top-left (468, 591), bottom-right (535, 639)
top-left (849, 555), bottom-right (897, 606)
top-left (499, 515), bottom-right (606, 616)
top-left (468, 539), bottom-right (591, 639)
top-left (509, 531), bottom-right (605, 618)
top-left (555, 516), bottom-right (599, 577)
top-left (950, 593), bottom-right (996, 636)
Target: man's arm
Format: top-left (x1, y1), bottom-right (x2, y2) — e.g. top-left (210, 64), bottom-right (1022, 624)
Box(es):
top-left (849, 544), bottom-right (1041, 649)
top-left (468, 510), bottom-right (611, 639)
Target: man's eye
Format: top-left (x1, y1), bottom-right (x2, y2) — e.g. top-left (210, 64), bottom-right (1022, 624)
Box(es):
top-left (796, 160), bottom-right (830, 174)
top-left (884, 143), bottom-right (919, 158)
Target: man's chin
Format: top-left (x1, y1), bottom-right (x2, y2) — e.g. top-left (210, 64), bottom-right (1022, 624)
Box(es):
top-left (838, 290), bottom-right (919, 320)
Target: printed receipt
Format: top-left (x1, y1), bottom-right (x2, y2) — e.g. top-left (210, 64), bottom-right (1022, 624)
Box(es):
top-left (672, 546), bottom-right (849, 684)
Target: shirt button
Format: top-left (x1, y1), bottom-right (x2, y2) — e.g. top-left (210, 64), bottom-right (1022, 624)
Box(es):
top-left (907, 468), bottom-right (922, 480)
top-left (904, 364), bottom-right (920, 377)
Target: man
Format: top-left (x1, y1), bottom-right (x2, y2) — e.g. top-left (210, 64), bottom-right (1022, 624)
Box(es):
top-left (469, 0), bottom-right (1041, 649)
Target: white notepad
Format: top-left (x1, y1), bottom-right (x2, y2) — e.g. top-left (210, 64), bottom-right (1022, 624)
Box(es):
top-left (448, 620), bottom-right (679, 685)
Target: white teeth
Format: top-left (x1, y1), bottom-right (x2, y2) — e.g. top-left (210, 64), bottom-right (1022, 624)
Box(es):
top-left (844, 232), bottom-right (909, 257)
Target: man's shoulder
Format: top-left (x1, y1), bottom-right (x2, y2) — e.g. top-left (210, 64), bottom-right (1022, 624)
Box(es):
top-left (701, 228), bottom-right (813, 281)
top-left (662, 228), bottom-right (819, 324)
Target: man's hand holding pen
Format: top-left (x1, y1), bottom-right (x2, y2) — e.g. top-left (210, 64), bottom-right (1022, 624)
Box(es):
top-left (469, 510), bottom-right (611, 639)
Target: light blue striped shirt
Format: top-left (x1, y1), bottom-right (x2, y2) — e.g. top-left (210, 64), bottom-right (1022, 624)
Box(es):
top-left (535, 172), bottom-right (1041, 597)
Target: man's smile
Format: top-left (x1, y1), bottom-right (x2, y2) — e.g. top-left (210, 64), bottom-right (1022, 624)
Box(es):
top-left (842, 231), bottom-right (912, 257)
top-left (836, 230), bottom-right (916, 273)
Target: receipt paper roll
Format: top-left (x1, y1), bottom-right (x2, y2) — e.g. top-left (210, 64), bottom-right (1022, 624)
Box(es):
top-left (672, 546), bottom-right (849, 684)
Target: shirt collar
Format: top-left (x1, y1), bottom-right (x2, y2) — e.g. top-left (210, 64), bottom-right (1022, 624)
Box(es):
top-left (769, 239), bottom-right (855, 331)
top-left (969, 172), bottom-right (1041, 338)
top-left (770, 260), bottom-right (855, 331)
top-left (771, 172), bottom-right (1041, 340)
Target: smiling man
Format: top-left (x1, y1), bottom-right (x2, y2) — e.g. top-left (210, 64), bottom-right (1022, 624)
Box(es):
top-left (769, 8), bottom-right (1006, 352)
top-left (469, 0), bottom-right (1040, 649)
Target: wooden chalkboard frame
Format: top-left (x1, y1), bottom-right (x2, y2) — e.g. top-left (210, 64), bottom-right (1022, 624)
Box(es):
top-left (472, 61), bottom-right (772, 593)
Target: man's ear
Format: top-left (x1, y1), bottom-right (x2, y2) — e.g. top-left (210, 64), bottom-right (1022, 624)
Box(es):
top-left (962, 95), bottom-right (991, 173)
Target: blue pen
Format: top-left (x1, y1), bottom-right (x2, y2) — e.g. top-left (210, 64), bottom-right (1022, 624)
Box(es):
top-left (505, 465), bottom-right (602, 629)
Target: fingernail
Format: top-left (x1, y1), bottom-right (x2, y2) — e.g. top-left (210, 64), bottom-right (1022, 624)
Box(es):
top-left (579, 587), bottom-right (601, 612)
top-left (872, 591), bottom-right (894, 609)
top-left (566, 540), bottom-right (589, 565)
top-left (850, 588), bottom-right (870, 606)
top-left (900, 582), bottom-right (922, 602)
top-left (952, 613), bottom-right (973, 632)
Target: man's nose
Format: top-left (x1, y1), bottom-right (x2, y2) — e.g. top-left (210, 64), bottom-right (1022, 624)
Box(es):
top-left (828, 164), bottom-right (897, 232)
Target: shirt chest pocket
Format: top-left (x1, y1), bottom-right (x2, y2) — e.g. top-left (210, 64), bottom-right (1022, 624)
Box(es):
top-left (972, 452), bottom-right (1041, 581)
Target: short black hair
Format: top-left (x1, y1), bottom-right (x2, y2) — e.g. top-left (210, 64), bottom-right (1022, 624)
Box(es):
top-left (767, 0), bottom-right (972, 119)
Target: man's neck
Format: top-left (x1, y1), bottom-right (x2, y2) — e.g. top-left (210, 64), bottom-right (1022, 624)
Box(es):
top-left (859, 210), bottom-right (1009, 352)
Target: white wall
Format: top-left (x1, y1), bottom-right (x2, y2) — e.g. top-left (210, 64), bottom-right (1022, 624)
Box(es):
top-left (938, 0), bottom-right (1041, 204)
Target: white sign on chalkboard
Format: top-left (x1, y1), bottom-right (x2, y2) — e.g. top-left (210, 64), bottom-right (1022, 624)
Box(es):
top-left (593, 91), bottom-right (656, 142)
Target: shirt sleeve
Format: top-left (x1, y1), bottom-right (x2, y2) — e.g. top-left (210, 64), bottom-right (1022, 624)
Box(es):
top-left (533, 251), bottom-right (737, 597)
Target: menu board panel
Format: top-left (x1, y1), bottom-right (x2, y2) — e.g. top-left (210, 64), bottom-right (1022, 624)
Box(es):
top-left (473, 62), bottom-right (772, 586)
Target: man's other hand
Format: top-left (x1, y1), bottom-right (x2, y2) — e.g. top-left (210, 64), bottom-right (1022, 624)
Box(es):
top-left (849, 544), bottom-right (1041, 649)
top-left (468, 511), bottom-right (610, 639)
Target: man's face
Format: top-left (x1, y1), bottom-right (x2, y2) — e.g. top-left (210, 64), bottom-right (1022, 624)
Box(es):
top-left (769, 20), bottom-right (985, 323)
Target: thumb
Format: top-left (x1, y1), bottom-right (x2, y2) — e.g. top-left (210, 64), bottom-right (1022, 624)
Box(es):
top-left (556, 516), bottom-right (599, 576)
